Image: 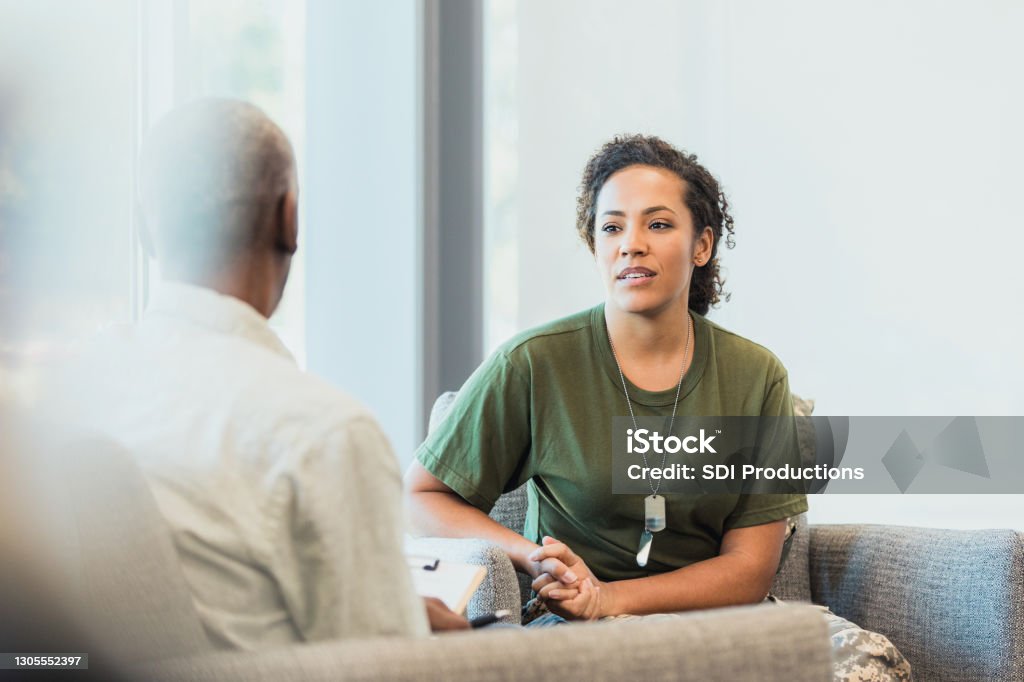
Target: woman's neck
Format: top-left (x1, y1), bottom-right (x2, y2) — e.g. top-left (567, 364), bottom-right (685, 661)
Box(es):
top-left (604, 299), bottom-right (694, 390)
top-left (605, 299), bottom-right (690, 355)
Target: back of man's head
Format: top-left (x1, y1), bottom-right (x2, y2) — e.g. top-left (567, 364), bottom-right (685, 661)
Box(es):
top-left (139, 98), bottom-right (295, 279)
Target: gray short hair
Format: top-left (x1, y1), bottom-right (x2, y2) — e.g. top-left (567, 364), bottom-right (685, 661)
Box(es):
top-left (139, 98), bottom-right (295, 270)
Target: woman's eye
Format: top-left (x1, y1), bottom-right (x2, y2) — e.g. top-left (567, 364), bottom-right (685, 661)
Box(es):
top-left (650, 221), bottom-right (672, 230)
top-left (601, 224), bottom-right (621, 233)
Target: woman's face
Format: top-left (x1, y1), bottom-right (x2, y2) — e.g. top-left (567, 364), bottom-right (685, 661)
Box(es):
top-left (593, 164), bottom-right (710, 316)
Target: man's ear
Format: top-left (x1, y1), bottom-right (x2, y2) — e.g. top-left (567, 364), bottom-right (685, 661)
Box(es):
top-left (275, 190), bottom-right (298, 256)
top-left (136, 206), bottom-right (157, 259)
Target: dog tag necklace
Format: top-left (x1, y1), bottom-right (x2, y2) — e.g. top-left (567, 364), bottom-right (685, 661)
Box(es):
top-left (607, 313), bottom-right (691, 568)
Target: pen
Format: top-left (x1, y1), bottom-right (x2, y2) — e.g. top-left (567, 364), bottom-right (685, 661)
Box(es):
top-left (469, 609), bottom-right (511, 628)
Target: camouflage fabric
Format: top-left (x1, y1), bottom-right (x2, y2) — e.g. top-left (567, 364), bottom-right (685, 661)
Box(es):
top-left (760, 597), bottom-right (913, 681)
top-left (524, 595), bottom-right (913, 681)
top-left (823, 610), bottom-right (913, 681)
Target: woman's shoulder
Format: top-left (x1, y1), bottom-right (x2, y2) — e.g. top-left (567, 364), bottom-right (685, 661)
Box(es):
top-left (496, 305), bottom-right (600, 358)
top-left (697, 313), bottom-right (788, 382)
top-left (460, 306), bottom-right (599, 391)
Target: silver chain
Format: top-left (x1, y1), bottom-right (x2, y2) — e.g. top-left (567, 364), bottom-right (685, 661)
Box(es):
top-left (607, 313), bottom-right (692, 497)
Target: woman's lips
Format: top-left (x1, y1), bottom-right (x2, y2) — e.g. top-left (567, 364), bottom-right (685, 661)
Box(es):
top-left (618, 272), bottom-right (657, 287)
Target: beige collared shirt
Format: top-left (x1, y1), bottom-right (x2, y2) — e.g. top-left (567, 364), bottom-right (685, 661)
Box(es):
top-left (57, 281), bottom-right (429, 649)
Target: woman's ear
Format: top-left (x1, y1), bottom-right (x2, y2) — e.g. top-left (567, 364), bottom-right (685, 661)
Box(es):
top-left (694, 226), bottom-right (714, 266)
top-left (275, 190), bottom-right (298, 256)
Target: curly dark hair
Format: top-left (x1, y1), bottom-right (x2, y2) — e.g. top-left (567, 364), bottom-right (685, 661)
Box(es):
top-left (575, 134), bottom-right (735, 315)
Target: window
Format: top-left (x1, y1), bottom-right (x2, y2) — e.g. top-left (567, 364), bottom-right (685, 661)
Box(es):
top-left (483, 0), bottom-right (519, 355)
top-left (0, 1), bottom-right (309, 409)
top-left (184, 0), bottom-right (307, 365)
top-left (0, 2), bottom-right (137, 405)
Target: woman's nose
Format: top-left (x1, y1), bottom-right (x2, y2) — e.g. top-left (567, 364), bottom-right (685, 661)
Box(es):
top-left (620, 225), bottom-right (648, 256)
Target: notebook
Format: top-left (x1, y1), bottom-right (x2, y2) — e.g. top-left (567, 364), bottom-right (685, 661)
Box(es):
top-left (406, 555), bottom-right (487, 615)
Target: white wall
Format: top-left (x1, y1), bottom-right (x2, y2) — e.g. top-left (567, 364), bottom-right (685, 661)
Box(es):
top-left (305, 0), bottom-right (423, 461)
top-left (499, 0), bottom-right (1024, 529)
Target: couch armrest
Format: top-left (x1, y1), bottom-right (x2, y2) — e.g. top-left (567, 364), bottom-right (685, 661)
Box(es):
top-left (809, 524), bottom-right (1024, 682)
top-left (405, 536), bottom-right (521, 624)
top-left (139, 603), bottom-right (832, 682)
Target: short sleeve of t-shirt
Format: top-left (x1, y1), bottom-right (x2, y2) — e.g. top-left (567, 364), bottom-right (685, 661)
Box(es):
top-left (415, 350), bottom-right (534, 512)
top-left (723, 367), bottom-right (808, 530)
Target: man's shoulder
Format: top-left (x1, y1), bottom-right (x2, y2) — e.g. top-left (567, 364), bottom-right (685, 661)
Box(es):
top-left (239, 360), bottom-right (384, 444)
top-left (115, 323), bottom-right (383, 456)
top-left (285, 376), bottom-right (381, 438)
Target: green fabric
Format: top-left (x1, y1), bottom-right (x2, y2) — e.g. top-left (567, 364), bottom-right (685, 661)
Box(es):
top-left (416, 304), bottom-right (808, 582)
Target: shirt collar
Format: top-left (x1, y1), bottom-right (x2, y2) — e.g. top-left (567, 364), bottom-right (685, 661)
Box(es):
top-left (145, 281), bottom-right (295, 362)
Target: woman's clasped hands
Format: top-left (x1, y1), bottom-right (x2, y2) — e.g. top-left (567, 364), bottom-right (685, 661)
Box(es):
top-left (528, 536), bottom-right (609, 621)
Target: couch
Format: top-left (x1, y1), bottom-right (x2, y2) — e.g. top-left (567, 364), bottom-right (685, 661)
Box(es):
top-left (2, 412), bottom-right (833, 682)
top-left (409, 392), bottom-right (1024, 682)
top-left (9, 390), bottom-right (1020, 681)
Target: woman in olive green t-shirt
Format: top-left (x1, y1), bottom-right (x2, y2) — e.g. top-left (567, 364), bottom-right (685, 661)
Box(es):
top-left (406, 134), bottom-right (804, 621)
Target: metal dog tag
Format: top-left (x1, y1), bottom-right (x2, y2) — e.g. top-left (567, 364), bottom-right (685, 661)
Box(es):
top-left (636, 528), bottom-right (654, 567)
top-left (644, 494), bottom-right (666, 532)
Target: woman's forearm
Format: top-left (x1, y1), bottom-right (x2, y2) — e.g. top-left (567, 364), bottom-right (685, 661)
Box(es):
top-left (600, 519), bottom-right (786, 617)
top-left (405, 490), bottom-right (540, 574)
top-left (602, 551), bottom-right (774, 617)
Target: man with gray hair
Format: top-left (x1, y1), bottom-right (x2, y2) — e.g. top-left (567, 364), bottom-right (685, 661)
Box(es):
top-left (139, 98), bottom-right (300, 308)
top-left (58, 98), bottom-right (466, 650)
